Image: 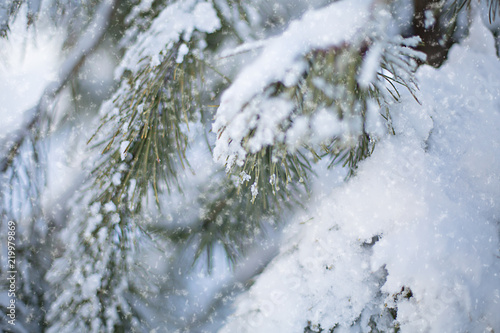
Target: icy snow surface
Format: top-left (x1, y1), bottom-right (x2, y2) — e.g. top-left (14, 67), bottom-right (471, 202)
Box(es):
top-left (219, 18), bottom-right (500, 333)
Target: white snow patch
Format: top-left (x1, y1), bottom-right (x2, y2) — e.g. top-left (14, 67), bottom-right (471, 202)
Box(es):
top-left (120, 141), bottom-right (130, 161)
top-left (81, 274), bottom-right (101, 299)
top-left (358, 42), bottom-right (383, 88)
top-left (250, 182), bottom-right (259, 201)
top-left (0, 16), bottom-right (63, 140)
top-left (310, 108), bottom-right (342, 145)
top-left (104, 201), bottom-right (116, 213)
top-left (112, 172), bottom-right (122, 186)
top-left (176, 43), bottom-right (189, 63)
top-left (424, 10), bottom-right (435, 29)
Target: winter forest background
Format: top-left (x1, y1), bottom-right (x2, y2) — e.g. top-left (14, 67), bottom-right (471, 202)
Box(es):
top-left (1, 0), bottom-right (500, 332)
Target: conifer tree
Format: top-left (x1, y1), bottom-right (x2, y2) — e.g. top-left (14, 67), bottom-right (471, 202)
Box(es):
top-left (0, 0), bottom-right (499, 332)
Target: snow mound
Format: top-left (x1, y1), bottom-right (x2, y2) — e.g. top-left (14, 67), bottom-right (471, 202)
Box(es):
top-left (219, 17), bottom-right (500, 333)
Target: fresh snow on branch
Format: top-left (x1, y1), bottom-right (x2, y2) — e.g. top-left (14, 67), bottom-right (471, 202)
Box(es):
top-left (117, 0), bottom-right (220, 77)
top-left (219, 17), bottom-right (500, 333)
top-left (212, 0), bottom-right (369, 167)
top-left (212, 0), bottom-right (424, 173)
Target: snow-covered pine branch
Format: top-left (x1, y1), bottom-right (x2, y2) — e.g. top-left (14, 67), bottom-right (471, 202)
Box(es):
top-left (212, 0), bottom-right (425, 202)
top-left (46, 187), bottom-right (146, 333)
top-left (82, 0), bottom-right (294, 273)
top-left (0, 2), bottom-right (116, 331)
top-left (117, 0), bottom-right (220, 77)
top-left (90, 0), bottom-right (221, 206)
top-left (46, 1), bottom-right (224, 331)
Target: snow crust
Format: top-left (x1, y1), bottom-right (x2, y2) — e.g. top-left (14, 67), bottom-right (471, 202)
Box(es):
top-left (219, 17), bottom-right (500, 332)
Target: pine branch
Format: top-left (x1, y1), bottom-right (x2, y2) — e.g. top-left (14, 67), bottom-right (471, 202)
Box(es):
top-left (0, 2), bottom-right (116, 331)
top-left (46, 179), bottom-right (146, 331)
top-left (46, 2), bottom-right (223, 330)
top-left (90, 42), bottom-right (206, 213)
top-left (0, 0), bottom-right (116, 173)
top-left (213, 1), bottom-right (425, 194)
top-left (143, 157), bottom-right (306, 270)
top-left (89, 0), bottom-right (222, 211)
top-left (488, 0), bottom-right (500, 23)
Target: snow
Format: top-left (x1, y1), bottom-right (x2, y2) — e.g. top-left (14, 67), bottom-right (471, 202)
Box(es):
top-left (81, 274), bottom-right (101, 299)
top-left (213, 0), bottom-right (373, 168)
top-left (192, 2), bottom-right (221, 33)
top-left (364, 100), bottom-right (385, 138)
top-left (285, 115), bottom-right (309, 150)
top-left (250, 182), bottom-right (259, 201)
top-left (116, 0), bottom-right (220, 77)
top-left (219, 40), bottom-right (268, 59)
top-left (124, 0), bottom-right (155, 25)
top-left (119, 140), bottom-right (130, 161)
top-left (104, 201), bottom-right (116, 213)
top-left (240, 171), bottom-right (251, 184)
top-left (176, 43), bottom-right (189, 63)
top-left (310, 109), bottom-right (342, 145)
top-left (358, 43), bottom-right (383, 88)
top-left (212, 0), bottom-right (423, 174)
top-left (424, 10), bottom-right (435, 29)
top-left (111, 172), bottom-right (122, 186)
top-left (219, 17), bottom-right (500, 333)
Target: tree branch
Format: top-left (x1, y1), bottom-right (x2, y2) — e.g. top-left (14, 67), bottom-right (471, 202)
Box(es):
top-left (0, 0), bottom-right (116, 172)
